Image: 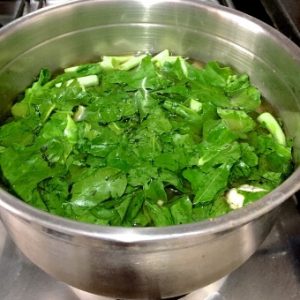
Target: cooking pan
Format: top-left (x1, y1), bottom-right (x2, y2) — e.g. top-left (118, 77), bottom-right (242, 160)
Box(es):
top-left (0, 0), bottom-right (300, 299)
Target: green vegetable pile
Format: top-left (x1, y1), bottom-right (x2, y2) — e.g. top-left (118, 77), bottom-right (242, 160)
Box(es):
top-left (0, 50), bottom-right (293, 226)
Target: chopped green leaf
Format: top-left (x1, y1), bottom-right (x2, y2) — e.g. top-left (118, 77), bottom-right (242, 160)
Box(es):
top-left (0, 51), bottom-right (293, 227)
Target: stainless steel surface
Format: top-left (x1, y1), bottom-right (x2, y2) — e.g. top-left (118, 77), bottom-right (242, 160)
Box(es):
top-left (0, 0), bottom-right (221, 27)
top-left (1, 199), bottom-right (300, 300)
top-left (0, 0), bottom-right (300, 299)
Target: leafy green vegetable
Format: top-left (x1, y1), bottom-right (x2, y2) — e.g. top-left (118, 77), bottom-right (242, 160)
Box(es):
top-left (71, 167), bottom-right (127, 208)
top-left (217, 108), bottom-right (255, 133)
top-left (144, 201), bottom-right (174, 227)
top-left (170, 195), bottom-right (193, 225)
top-left (257, 112), bottom-right (286, 146)
top-left (0, 51), bottom-right (293, 226)
top-left (183, 164), bottom-right (231, 204)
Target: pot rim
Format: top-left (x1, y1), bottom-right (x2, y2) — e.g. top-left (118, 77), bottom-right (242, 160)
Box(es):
top-left (0, 0), bottom-right (300, 244)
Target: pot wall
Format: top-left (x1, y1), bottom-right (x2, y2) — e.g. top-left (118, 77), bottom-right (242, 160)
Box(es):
top-left (0, 207), bottom-right (277, 298)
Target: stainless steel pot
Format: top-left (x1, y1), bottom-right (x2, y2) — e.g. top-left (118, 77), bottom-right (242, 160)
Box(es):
top-left (0, 0), bottom-right (300, 299)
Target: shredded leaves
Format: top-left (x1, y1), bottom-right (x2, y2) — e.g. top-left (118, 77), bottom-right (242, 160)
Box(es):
top-left (0, 51), bottom-right (293, 226)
